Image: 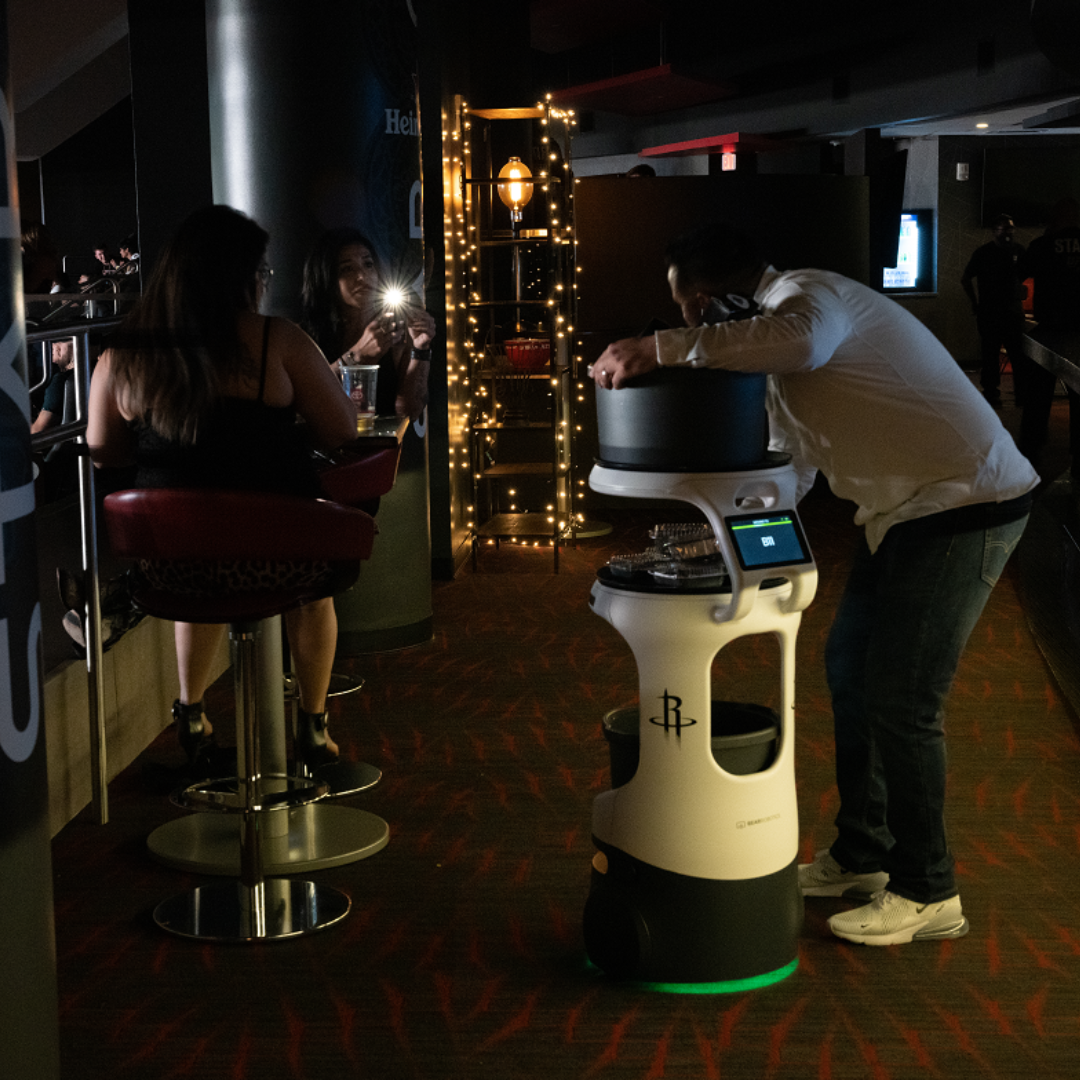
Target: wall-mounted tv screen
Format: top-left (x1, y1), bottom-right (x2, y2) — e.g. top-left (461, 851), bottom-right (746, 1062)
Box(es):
top-left (883, 209), bottom-right (935, 293)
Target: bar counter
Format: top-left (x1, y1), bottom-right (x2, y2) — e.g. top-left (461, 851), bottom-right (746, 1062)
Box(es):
top-left (1023, 325), bottom-right (1080, 394)
top-left (1020, 325), bottom-right (1080, 717)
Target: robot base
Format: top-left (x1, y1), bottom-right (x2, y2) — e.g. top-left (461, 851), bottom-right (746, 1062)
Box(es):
top-left (584, 841), bottom-right (803, 987)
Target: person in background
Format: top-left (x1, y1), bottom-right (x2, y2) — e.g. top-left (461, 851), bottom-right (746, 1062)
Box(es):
top-left (79, 244), bottom-right (116, 286)
top-left (31, 339), bottom-right (84, 504)
top-left (961, 213), bottom-right (1027, 409)
top-left (87, 205), bottom-right (359, 770)
top-left (1017, 196), bottom-right (1080, 476)
top-left (117, 235), bottom-right (141, 279)
top-left (300, 227), bottom-right (434, 421)
top-left (590, 221), bottom-right (1039, 947)
top-left (31, 340), bottom-right (75, 434)
top-left (94, 244), bottom-right (116, 274)
top-left (21, 221), bottom-right (68, 294)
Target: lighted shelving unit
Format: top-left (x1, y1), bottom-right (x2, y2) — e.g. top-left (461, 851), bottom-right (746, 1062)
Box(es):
top-left (452, 96), bottom-right (583, 571)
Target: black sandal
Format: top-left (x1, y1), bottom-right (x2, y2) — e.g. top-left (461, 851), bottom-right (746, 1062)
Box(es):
top-left (294, 707), bottom-right (339, 769)
top-left (172, 699), bottom-right (213, 764)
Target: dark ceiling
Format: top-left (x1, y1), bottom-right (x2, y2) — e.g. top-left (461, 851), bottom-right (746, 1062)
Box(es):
top-left (13, 0), bottom-right (1080, 161)
top-left (526, 0), bottom-right (1080, 137)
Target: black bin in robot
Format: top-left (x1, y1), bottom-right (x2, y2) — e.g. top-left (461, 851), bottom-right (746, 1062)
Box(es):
top-left (595, 367), bottom-right (768, 471)
top-left (601, 701), bottom-right (779, 787)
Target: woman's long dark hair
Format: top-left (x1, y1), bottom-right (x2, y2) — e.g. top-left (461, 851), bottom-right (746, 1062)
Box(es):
top-left (108, 205), bottom-right (268, 444)
top-left (300, 228), bottom-right (381, 362)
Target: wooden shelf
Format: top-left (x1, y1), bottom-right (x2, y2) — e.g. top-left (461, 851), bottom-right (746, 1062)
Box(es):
top-left (477, 237), bottom-right (553, 248)
top-left (480, 462), bottom-right (554, 478)
top-left (465, 299), bottom-right (552, 309)
top-left (473, 421), bottom-right (552, 431)
top-left (467, 106), bottom-right (544, 120)
top-left (463, 176), bottom-right (564, 186)
top-left (477, 366), bottom-right (552, 379)
top-left (475, 512), bottom-right (558, 539)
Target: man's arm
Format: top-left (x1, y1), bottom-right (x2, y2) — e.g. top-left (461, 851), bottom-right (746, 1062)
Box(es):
top-left (30, 408), bottom-right (56, 434)
top-left (960, 255), bottom-right (979, 313)
top-left (86, 352), bottom-right (136, 468)
top-left (591, 275), bottom-right (849, 386)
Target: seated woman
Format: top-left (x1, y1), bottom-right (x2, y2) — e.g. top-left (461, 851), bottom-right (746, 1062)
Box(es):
top-left (300, 228), bottom-right (435, 420)
top-left (87, 205), bottom-right (358, 769)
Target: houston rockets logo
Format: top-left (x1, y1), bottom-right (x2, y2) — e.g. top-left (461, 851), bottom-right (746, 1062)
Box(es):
top-left (647, 691), bottom-right (697, 736)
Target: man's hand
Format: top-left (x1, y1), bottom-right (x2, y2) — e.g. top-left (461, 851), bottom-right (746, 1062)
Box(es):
top-left (589, 335), bottom-right (659, 388)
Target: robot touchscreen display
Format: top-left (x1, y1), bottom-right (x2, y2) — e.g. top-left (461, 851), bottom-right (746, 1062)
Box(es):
top-left (725, 511), bottom-right (812, 571)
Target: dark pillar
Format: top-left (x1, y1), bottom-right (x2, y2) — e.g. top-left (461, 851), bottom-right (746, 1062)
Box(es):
top-left (205, 0), bottom-right (424, 320)
top-left (0, 2), bottom-right (62, 1074)
top-left (845, 128), bottom-right (907, 291)
top-left (128, 0), bottom-right (215, 272)
top-left (205, 0), bottom-right (431, 649)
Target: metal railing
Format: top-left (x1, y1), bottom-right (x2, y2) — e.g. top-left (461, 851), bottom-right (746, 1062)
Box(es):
top-left (26, 275), bottom-right (127, 326)
top-left (29, 318), bottom-right (123, 825)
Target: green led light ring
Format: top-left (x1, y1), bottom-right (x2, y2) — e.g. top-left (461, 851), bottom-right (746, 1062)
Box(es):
top-left (639, 958), bottom-right (798, 995)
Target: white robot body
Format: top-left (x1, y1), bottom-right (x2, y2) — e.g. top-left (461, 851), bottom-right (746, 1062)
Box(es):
top-left (583, 462), bottom-right (818, 985)
top-left (590, 580), bottom-right (804, 881)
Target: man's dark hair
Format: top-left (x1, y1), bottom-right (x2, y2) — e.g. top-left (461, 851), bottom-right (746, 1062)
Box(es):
top-left (665, 222), bottom-right (762, 294)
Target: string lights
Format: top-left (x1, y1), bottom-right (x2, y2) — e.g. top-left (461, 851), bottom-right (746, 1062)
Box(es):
top-left (443, 96), bottom-right (583, 559)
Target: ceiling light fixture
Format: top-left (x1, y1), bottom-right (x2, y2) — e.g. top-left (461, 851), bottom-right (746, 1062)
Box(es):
top-left (497, 156), bottom-right (533, 225)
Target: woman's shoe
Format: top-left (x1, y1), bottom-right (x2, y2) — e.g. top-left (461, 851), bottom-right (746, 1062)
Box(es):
top-left (56, 567), bottom-right (84, 611)
top-left (294, 707), bottom-right (339, 769)
top-left (172, 699), bottom-right (213, 764)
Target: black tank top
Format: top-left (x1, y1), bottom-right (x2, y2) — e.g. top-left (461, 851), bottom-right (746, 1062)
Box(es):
top-left (134, 318), bottom-right (321, 498)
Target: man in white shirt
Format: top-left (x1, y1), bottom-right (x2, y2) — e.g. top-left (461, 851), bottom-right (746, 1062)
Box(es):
top-left (591, 222), bottom-right (1038, 946)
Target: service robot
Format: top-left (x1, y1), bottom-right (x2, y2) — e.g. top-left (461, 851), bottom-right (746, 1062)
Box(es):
top-left (583, 431), bottom-right (818, 988)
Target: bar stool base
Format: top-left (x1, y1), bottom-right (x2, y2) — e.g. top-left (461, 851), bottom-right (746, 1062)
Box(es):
top-left (327, 672), bottom-right (364, 697)
top-left (305, 759), bottom-right (382, 798)
top-left (154, 878), bottom-right (351, 941)
top-left (147, 804), bottom-right (389, 875)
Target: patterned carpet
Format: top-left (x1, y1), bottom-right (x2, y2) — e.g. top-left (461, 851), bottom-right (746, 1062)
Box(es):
top-left (51, 475), bottom-right (1080, 1079)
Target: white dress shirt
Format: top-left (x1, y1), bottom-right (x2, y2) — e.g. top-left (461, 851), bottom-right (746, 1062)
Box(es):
top-left (655, 267), bottom-right (1039, 552)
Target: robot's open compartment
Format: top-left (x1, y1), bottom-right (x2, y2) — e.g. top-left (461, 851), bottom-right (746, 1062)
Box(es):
top-left (602, 702), bottom-right (779, 787)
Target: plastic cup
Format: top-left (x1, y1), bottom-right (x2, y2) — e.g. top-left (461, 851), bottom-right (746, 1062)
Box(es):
top-left (341, 364), bottom-right (378, 433)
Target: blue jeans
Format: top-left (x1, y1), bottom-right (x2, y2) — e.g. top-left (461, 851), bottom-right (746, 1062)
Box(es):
top-left (824, 509), bottom-right (1029, 903)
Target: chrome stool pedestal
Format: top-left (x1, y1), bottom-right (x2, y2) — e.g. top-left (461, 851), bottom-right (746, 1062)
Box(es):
top-left (154, 877), bottom-right (351, 942)
top-left (153, 619), bottom-right (351, 941)
top-left (148, 618), bottom-right (389, 875)
top-left (104, 488), bottom-right (381, 943)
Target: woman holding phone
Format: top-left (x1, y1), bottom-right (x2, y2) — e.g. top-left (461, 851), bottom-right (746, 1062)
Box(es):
top-left (301, 227), bottom-right (434, 420)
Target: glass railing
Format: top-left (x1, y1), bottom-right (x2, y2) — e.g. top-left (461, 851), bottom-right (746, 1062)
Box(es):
top-left (29, 319), bottom-right (123, 825)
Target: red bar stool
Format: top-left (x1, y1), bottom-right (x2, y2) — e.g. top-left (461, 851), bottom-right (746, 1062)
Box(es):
top-left (103, 488), bottom-right (377, 941)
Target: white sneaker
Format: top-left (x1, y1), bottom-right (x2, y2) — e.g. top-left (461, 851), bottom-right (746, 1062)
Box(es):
top-left (798, 848), bottom-right (890, 900)
top-left (62, 609), bottom-right (86, 649)
top-left (828, 890), bottom-right (969, 946)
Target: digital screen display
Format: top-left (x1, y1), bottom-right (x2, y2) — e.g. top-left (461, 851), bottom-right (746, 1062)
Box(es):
top-left (883, 214), bottom-right (920, 290)
top-left (725, 511), bottom-right (812, 571)
top-left (883, 209), bottom-right (935, 293)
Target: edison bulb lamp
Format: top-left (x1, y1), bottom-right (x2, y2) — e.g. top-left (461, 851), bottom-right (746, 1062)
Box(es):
top-left (497, 156), bottom-right (533, 224)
